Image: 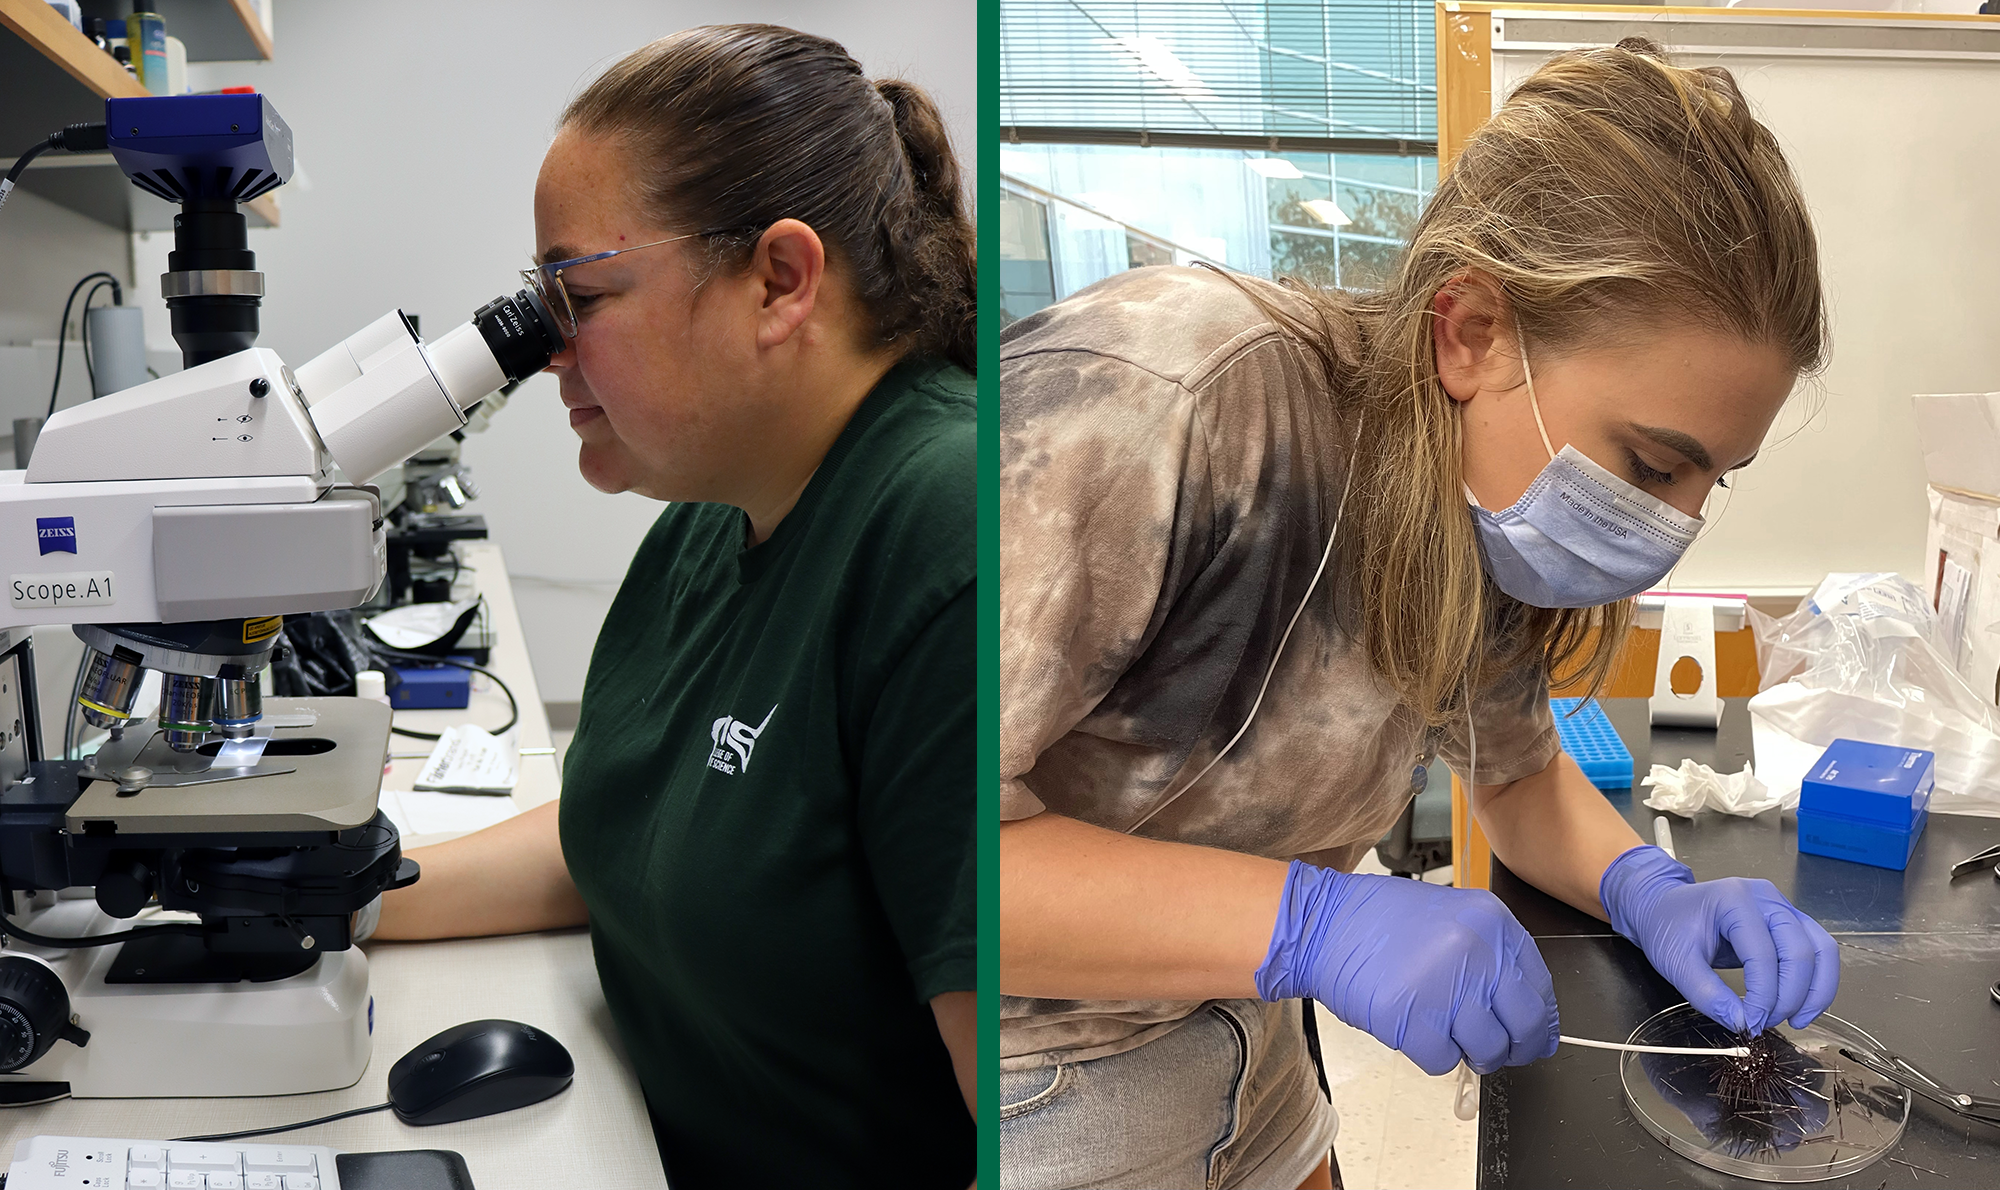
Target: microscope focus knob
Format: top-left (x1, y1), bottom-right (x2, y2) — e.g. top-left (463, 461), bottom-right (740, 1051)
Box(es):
top-left (0, 955), bottom-right (79, 1073)
top-left (96, 859), bottom-right (156, 919)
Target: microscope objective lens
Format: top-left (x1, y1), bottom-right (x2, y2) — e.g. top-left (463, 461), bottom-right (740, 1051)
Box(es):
top-left (160, 673), bottom-right (214, 752)
top-left (77, 648), bottom-right (143, 729)
top-left (212, 676), bottom-right (263, 739)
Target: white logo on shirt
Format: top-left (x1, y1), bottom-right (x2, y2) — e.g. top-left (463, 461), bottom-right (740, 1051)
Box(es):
top-left (708, 704), bottom-right (776, 775)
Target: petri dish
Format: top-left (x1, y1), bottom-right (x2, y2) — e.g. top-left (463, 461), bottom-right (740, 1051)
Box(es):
top-left (1619, 1003), bottom-right (1910, 1183)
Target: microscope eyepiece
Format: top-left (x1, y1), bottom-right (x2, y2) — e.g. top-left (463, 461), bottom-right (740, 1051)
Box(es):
top-left (299, 287), bottom-right (559, 485)
top-left (472, 288), bottom-right (564, 384)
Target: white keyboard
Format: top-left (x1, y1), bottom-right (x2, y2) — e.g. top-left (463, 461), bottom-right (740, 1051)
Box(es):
top-left (4, 1137), bottom-right (340, 1190)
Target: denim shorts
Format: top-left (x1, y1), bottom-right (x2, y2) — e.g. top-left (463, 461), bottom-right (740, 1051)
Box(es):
top-left (999, 999), bottom-right (1340, 1190)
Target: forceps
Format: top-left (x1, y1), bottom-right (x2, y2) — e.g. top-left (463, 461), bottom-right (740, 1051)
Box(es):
top-left (1842, 1043), bottom-right (2000, 1126)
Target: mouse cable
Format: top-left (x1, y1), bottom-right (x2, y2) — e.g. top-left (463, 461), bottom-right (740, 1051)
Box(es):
top-left (173, 1101), bottom-right (393, 1143)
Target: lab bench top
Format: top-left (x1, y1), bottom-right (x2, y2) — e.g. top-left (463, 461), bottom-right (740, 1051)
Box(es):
top-left (1480, 697), bottom-right (2000, 1189)
top-left (0, 542), bottom-right (669, 1190)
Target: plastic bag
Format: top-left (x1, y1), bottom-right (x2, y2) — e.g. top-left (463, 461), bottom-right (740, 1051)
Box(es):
top-left (365, 597), bottom-right (481, 653)
top-left (1746, 573), bottom-right (2000, 816)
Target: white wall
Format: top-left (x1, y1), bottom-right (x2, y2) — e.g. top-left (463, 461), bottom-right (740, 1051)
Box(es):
top-left (0, 186), bottom-right (132, 351)
top-left (128, 0), bottom-right (977, 702)
top-left (0, 187), bottom-right (134, 435)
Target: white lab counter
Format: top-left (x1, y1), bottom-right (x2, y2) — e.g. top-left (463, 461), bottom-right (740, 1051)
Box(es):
top-left (0, 541), bottom-right (669, 1190)
top-left (383, 540), bottom-right (563, 815)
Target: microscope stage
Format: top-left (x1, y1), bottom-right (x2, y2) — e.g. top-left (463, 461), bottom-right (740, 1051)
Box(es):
top-left (66, 697), bottom-right (391, 835)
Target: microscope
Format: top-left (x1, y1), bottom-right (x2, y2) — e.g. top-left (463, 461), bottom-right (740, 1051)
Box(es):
top-left (0, 94), bottom-right (562, 1098)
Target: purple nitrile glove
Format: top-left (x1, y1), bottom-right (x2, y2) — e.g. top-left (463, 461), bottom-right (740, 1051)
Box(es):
top-left (1599, 845), bottom-right (1840, 1036)
top-left (1255, 860), bottom-right (1560, 1076)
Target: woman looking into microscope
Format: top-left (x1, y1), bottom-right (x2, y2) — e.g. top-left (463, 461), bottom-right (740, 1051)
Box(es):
top-left (370, 25), bottom-right (975, 1190)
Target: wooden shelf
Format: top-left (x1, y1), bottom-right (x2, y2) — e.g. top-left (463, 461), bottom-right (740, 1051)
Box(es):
top-left (152, 0), bottom-right (274, 63)
top-left (0, 0), bottom-right (147, 125)
top-left (0, 0), bottom-right (279, 231)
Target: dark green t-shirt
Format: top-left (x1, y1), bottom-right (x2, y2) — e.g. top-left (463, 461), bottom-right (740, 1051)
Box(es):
top-left (559, 357), bottom-right (975, 1188)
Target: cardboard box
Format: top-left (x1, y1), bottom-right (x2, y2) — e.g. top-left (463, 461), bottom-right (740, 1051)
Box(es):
top-left (1923, 486), bottom-right (2000, 706)
top-left (1915, 393), bottom-right (2000, 498)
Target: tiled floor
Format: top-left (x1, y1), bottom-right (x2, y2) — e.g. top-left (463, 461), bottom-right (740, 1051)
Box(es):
top-left (1315, 854), bottom-right (1480, 1190)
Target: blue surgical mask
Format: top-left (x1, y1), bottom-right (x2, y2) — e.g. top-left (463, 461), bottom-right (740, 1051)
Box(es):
top-left (1466, 338), bottom-right (1702, 609)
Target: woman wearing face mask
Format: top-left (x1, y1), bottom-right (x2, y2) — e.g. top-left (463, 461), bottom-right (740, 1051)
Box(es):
top-left (998, 39), bottom-right (1836, 1190)
top-left (371, 25), bottom-right (976, 1189)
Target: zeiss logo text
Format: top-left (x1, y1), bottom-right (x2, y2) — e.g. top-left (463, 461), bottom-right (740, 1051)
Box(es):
top-left (35, 517), bottom-right (75, 556)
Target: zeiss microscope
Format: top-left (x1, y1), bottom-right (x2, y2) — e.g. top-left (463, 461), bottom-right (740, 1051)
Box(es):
top-left (0, 94), bottom-right (562, 1098)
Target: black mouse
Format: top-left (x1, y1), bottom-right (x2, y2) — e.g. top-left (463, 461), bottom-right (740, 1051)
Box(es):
top-left (388, 1019), bottom-right (575, 1125)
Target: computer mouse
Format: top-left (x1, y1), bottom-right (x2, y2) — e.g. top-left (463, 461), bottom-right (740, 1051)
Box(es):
top-left (388, 1019), bottom-right (575, 1125)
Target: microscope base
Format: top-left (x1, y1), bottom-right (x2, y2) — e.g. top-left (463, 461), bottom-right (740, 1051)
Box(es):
top-left (1, 917), bottom-right (372, 1097)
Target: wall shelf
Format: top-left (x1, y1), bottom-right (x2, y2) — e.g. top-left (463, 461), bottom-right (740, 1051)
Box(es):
top-left (0, 0), bottom-right (279, 231)
top-left (151, 0), bottom-right (274, 63)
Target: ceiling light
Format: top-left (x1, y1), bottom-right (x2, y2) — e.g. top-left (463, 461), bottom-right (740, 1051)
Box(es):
top-left (1301, 199), bottom-right (1351, 226)
top-left (1245, 157), bottom-right (1303, 179)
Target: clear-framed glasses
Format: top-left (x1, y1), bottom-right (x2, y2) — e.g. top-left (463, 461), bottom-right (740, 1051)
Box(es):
top-left (520, 232), bottom-right (702, 340)
top-left (520, 232), bottom-right (700, 340)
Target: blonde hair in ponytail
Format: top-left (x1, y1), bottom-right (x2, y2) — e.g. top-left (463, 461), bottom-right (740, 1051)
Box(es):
top-left (1231, 37), bottom-right (1827, 722)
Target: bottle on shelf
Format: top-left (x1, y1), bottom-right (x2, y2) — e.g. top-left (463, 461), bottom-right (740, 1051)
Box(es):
top-left (129, 11), bottom-right (168, 95)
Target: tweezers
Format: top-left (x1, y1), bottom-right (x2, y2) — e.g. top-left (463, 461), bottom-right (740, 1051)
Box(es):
top-left (1949, 842), bottom-right (2000, 879)
top-left (1841, 1044), bottom-right (2000, 1125)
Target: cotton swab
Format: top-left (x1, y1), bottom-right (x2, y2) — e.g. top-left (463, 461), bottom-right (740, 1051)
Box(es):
top-left (1562, 1034), bottom-right (1750, 1058)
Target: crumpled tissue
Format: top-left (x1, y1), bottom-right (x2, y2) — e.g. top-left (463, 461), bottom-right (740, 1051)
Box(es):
top-left (1640, 758), bottom-right (1794, 818)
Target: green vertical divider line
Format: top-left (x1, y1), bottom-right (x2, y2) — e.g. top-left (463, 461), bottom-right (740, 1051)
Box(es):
top-left (976, 0), bottom-right (1001, 1184)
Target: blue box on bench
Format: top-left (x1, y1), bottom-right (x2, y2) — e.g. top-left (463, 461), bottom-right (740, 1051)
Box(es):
top-left (388, 657), bottom-right (473, 710)
top-left (1796, 739), bottom-right (1933, 870)
top-left (1797, 805), bottom-right (1927, 870)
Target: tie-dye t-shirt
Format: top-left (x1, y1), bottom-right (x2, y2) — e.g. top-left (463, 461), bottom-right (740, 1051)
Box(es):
top-left (1000, 266), bottom-right (1559, 1069)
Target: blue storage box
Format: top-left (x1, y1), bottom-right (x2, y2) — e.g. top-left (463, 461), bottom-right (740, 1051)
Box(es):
top-left (1551, 697), bottom-right (1634, 790)
top-left (1800, 739), bottom-right (1934, 823)
top-left (388, 657), bottom-right (473, 710)
top-left (1797, 806), bottom-right (1927, 871)
top-left (1796, 739), bottom-right (1933, 870)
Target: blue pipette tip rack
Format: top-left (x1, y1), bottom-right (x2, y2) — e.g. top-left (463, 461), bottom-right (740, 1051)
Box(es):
top-left (1551, 697), bottom-right (1634, 791)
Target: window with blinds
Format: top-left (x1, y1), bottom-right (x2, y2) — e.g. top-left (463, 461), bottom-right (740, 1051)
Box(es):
top-left (1000, 0), bottom-right (1437, 155)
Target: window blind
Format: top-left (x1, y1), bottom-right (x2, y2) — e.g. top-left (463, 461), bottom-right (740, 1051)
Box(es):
top-left (1000, 0), bottom-right (1437, 156)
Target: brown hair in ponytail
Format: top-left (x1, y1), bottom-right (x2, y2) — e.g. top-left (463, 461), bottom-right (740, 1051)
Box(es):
top-left (561, 24), bottom-right (976, 373)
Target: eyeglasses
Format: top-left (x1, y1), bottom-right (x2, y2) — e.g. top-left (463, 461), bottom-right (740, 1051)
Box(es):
top-left (521, 233), bottom-right (700, 340)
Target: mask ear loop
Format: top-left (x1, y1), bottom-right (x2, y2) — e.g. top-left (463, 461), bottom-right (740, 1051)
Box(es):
top-left (1517, 331), bottom-right (1556, 461)
top-left (1125, 413), bottom-right (1365, 835)
top-left (1465, 674), bottom-right (1477, 799)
